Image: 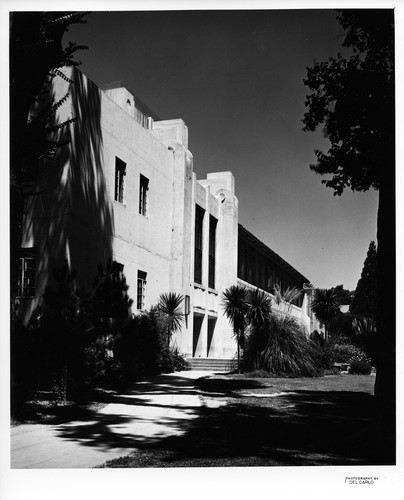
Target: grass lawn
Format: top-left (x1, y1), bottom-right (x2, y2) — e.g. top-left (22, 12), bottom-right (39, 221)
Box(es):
top-left (98, 373), bottom-right (395, 468)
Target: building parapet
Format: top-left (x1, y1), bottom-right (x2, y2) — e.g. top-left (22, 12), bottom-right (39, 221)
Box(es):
top-left (100, 80), bottom-right (160, 128)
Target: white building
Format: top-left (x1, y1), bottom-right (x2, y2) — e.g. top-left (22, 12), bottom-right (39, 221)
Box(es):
top-left (18, 67), bottom-right (315, 360)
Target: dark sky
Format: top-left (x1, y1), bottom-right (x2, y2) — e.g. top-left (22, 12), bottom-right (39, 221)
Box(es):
top-left (65, 9), bottom-right (379, 291)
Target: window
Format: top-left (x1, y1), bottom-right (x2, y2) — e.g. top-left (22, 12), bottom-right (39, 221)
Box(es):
top-left (194, 205), bottom-right (204, 284)
top-left (17, 249), bottom-right (36, 298)
top-left (208, 216), bottom-right (217, 289)
top-left (137, 270), bottom-right (147, 310)
top-left (115, 157), bottom-right (126, 203)
top-left (139, 174), bottom-right (149, 216)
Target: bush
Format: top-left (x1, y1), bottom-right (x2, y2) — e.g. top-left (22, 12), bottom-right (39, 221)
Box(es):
top-left (326, 336), bottom-right (371, 366)
top-left (309, 330), bottom-right (325, 347)
top-left (114, 308), bottom-right (189, 380)
top-left (245, 314), bottom-right (330, 377)
top-left (161, 347), bottom-right (190, 373)
top-left (327, 342), bottom-right (361, 363)
top-left (349, 359), bottom-right (372, 375)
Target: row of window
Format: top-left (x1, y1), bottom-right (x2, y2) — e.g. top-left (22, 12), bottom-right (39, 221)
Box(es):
top-left (194, 205), bottom-right (217, 289)
top-left (17, 251), bottom-right (148, 312)
top-left (238, 241), bottom-right (303, 307)
top-left (115, 157), bottom-right (149, 216)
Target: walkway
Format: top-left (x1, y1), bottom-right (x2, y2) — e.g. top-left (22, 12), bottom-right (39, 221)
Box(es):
top-left (11, 370), bottom-right (210, 469)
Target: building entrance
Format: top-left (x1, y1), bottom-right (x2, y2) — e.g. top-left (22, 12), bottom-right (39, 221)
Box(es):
top-left (207, 317), bottom-right (216, 357)
top-left (192, 314), bottom-right (204, 357)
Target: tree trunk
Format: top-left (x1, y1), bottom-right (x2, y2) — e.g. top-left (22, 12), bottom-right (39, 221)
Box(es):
top-left (373, 157), bottom-right (395, 462)
top-left (237, 337), bottom-right (240, 374)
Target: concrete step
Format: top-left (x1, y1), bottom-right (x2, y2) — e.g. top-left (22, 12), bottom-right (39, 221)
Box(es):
top-left (187, 358), bottom-right (238, 372)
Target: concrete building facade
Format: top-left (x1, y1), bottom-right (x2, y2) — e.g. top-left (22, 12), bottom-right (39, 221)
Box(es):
top-left (19, 67), bottom-right (315, 360)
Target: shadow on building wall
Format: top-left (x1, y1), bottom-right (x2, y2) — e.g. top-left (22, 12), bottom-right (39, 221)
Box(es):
top-left (23, 69), bottom-right (114, 320)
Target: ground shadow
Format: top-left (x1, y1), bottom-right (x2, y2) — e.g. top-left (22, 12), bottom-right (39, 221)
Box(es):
top-left (52, 373), bottom-right (204, 449)
top-left (41, 374), bottom-right (395, 466)
top-left (195, 376), bottom-right (269, 395)
top-left (149, 389), bottom-right (394, 466)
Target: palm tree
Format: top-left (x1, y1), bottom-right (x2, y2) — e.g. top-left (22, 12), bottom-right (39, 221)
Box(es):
top-left (158, 292), bottom-right (184, 347)
top-left (246, 288), bottom-right (272, 328)
top-left (222, 285), bottom-right (249, 372)
top-left (310, 288), bottom-right (341, 343)
top-left (246, 288), bottom-right (272, 369)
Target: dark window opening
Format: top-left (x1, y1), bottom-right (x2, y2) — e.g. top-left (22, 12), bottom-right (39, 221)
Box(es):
top-left (194, 205), bottom-right (204, 284)
top-left (115, 157), bottom-right (126, 203)
top-left (208, 216), bottom-right (217, 289)
top-left (139, 174), bottom-right (149, 216)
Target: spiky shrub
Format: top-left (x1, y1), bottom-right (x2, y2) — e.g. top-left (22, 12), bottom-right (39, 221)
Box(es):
top-left (260, 314), bottom-right (327, 377)
top-left (272, 283), bottom-right (302, 313)
top-left (245, 288), bottom-right (272, 370)
top-left (222, 285), bottom-right (249, 371)
top-left (158, 292), bottom-right (184, 347)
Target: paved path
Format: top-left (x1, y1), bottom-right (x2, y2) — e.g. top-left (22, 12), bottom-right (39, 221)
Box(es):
top-left (11, 370), bottom-right (211, 469)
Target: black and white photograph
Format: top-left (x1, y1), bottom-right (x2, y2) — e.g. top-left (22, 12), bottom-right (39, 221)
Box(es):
top-left (2, 0), bottom-right (401, 498)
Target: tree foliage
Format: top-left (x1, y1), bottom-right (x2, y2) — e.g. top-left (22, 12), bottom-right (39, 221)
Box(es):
top-left (302, 10), bottom-right (395, 428)
top-left (246, 288), bottom-right (272, 329)
top-left (33, 260), bottom-right (91, 400)
top-left (350, 241), bottom-right (377, 320)
top-left (10, 12), bottom-right (89, 298)
top-left (302, 9), bottom-right (394, 195)
top-left (331, 284), bottom-right (353, 306)
top-left (92, 260), bottom-right (133, 321)
top-left (10, 12), bottom-right (88, 186)
top-left (311, 288), bottom-right (342, 341)
top-left (222, 285), bottom-right (249, 370)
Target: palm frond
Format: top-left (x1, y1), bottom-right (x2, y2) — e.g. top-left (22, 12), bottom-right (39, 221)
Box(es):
top-left (272, 283), bottom-right (301, 313)
top-left (158, 292), bottom-right (184, 333)
top-left (246, 288), bottom-right (272, 329)
top-left (311, 288), bottom-right (341, 326)
top-left (221, 285), bottom-right (249, 335)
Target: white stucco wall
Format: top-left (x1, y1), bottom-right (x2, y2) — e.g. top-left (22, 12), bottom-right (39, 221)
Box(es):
top-left (21, 67), bottom-right (314, 362)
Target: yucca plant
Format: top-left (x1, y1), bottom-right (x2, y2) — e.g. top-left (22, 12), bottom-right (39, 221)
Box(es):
top-left (272, 283), bottom-right (302, 314)
top-left (158, 292), bottom-right (184, 347)
top-left (222, 285), bottom-right (249, 372)
top-left (261, 314), bottom-right (324, 377)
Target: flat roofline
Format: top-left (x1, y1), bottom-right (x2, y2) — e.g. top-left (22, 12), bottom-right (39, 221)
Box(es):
top-left (238, 224), bottom-right (310, 284)
top-left (99, 81), bottom-right (161, 121)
